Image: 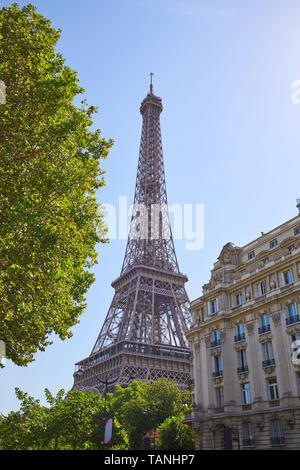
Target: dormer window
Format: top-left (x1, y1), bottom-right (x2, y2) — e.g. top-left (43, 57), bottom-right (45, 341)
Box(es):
top-left (288, 245), bottom-right (296, 252)
top-left (295, 227), bottom-right (300, 235)
top-left (270, 239), bottom-right (278, 249)
top-left (248, 251), bottom-right (255, 260)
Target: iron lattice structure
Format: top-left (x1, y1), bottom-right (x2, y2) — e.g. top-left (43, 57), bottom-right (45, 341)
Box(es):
top-left (73, 80), bottom-right (192, 394)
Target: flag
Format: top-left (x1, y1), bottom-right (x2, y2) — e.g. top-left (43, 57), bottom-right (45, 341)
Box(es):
top-left (104, 418), bottom-right (113, 445)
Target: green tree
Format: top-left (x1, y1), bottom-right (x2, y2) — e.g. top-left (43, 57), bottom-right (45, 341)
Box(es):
top-left (156, 413), bottom-right (195, 450)
top-left (0, 388), bottom-right (128, 450)
top-left (0, 388), bottom-right (50, 450)
top-left (0, 3), bottom-right (113, 366)
top-left (110, 378), bottom-right (189, 449)
top-left (45, 389), bottom-right (104, 450)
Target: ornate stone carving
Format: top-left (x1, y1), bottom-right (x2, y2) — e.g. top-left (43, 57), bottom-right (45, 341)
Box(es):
top-left (237, 371), bottom-right (249, 381)
top-left (234, 342), bottom-right (247, 352)
top-left (285, 411), bottom-right (295, 428)
top-left (263, 365), bottom-right (276, 375)
top-left (258, 334), bottom-right (273, 344)
top-left (270, 278), bottom-right (277, 290)
top-left (223, 251), bottom-right (231, 264)
top-left (211, 347), bottom-right (222, 356)
top-left (213, 376), bottom-right (223, 385)
top-left (204, 335), bottom-right (211, 349)
top-left (246, 322), bottom-right (255, 336)
top-left (271, 312), bottom-right (281, 326)
top-left (254, 416), bottom-right (265, 430)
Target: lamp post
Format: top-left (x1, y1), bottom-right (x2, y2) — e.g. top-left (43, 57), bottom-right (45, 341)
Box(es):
top-left (76, 366), bottom-right (122, 413)
top-left (76, 366), bottom-right (135, 446)
top-left (76, 366), bottom-right (121, 446)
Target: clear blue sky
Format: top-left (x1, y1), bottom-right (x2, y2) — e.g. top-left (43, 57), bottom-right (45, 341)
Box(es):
top-left (1, 0), bottom-right (300, 414)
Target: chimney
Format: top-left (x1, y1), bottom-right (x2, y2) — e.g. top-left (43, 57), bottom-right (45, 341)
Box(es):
top-left (297, 199), bottom-right (300, 214)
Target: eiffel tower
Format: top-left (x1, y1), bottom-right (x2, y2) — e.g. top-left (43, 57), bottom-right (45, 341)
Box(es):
top-left (73, 76), bottom-right (192, 393)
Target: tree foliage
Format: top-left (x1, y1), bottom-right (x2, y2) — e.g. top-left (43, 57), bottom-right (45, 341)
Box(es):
top-left (108, 378), bottom-right (191, 449)
top-left (0, 3), bottom-right (113, 365)
top-left (0, 388), bottom-right (128, 450)
top-left (0, 380), bottom-right (192, 450)
top-left (156, 413), bottom-right (195, 451)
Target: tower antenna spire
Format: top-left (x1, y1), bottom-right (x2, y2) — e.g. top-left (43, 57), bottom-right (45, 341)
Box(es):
top-left (150, 72), bottom-right (154, 94)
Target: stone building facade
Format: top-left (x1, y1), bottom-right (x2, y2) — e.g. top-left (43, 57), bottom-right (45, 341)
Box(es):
top-left (186, 202), bottom-right (300, 449)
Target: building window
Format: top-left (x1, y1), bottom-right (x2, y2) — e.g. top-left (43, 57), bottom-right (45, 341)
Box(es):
top-left (237, 349), bottom-right (248, 372)
top-left (282, 270), bottom-right (293, 286)
top-left (267, 377), bottom-right (279, 401)
top-left (215, 387), bottom-right (224, 407)
top-left (248, 251), bottom-right (255, 260)
top-left (259, 313), bottom-right (270, 334)
top-left (295, 227), bottom-right (300, 235)
top-left (287, 302), bottom-right (298, 318)
top-left (262, 257), bottom-right (270, 265)
top-left (235, 293), bottom-right (243, 306)
top-left (286, 303), bottom-right (299, 325)
top-left (270, 239), bottom-right (278, 248)
top-left (271, 420), bottom-right (284, 444)
top-left (258, 280), bottom-right (267, 296)
top-left (208, 299), bottom-right (219, 315)
top-left (288, 245), bottom-right (296, 252)
top-left (235, 323), bottom-right (245, 342)
top-left (290, 333), bottom-right (300, 357)
top-left (211, 330), bottom-right (221, 348)
top-left (213, 355), bottom-right (223, 377)
top-left (243, 422), bottom-right (254, 446)
top-left (241, 383), bottom-right (251, 404)
top-left (262, 341), bottom-right (275, 366)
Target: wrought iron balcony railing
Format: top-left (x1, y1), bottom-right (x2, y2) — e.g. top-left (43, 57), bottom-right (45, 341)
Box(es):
top-left (258, 324), bottom-right (271, 334)
top-left (211, 340), bottom-right (221, 348)
top-left (262, 358), bottom-right (275, 367)
top-left (286, 314), bottom-right (299, 326)
top-left (271, 437), bottom-right (285, 445)
top-left (234, 333), bottom-right (245, 342)
top-left (213, 370), bottom-right (223, 378)
top-left (243, 439), bottom-right (255, 446)
top-left (237, 365), bottom-right (249, 373)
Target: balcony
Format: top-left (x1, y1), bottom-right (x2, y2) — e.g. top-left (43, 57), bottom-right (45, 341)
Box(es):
top-left (258, 324), bottom-right (271, 334)
top-left (211, 340), bottom-right (221, 348)
top-left (262, 358), bottom-right (275, 367)
top-left (243, 439), bottom-right (255, 446)
top-left (234, 333), bottom-right (245, 342)
top-left (271, 436), bottom-right (285, 445)
top-left (213, 370), bottom-right (223, 378)
top-left (286, 314), bottom-right (299, 326)
top-left (237, 365), bottom-right (249, 373)
top-left (214, 406), bottom-right (224, 414)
